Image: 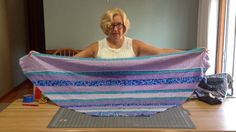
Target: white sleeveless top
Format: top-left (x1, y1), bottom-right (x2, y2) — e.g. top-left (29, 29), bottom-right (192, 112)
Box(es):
top-left (96, 37), bottom-right (136, 59)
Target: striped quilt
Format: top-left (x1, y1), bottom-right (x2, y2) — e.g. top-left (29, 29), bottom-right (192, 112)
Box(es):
top-left (19, 48), bottom-right (209, 116)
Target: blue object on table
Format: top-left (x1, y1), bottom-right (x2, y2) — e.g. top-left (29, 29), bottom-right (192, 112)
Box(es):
top-left (23, 94), bottom-right (34, 103)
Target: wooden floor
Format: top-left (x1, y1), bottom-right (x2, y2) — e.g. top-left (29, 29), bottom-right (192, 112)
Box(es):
top-left (0, 81), bottom-right (236, 131)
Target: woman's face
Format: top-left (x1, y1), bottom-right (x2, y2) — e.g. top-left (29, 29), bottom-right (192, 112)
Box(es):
top-left (107, 15), bottom-right (125, 41)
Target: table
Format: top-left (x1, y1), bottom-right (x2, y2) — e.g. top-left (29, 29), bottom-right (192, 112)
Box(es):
top-left (0, 98), bottom-right (235, 132)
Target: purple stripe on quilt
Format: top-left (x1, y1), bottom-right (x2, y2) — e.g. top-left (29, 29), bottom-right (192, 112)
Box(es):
top-left (20, 50), bottom-right (208, 72)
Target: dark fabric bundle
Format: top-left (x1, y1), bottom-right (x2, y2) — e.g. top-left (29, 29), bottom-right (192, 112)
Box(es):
top-left (195, 73), bottom-right (233, 105)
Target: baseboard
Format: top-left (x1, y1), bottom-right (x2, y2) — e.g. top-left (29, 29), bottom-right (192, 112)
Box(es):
top-left (0, 79), bottom-right (32, 102)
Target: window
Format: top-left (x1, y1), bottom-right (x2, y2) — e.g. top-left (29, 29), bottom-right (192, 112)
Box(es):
top-left (223, 0), bottom-right (236, 85)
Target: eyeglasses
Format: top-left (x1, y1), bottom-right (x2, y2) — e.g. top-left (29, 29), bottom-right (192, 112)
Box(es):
top-left (109, 23), bottom-right (124, 30)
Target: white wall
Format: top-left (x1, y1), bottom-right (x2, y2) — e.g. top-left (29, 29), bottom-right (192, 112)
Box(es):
top-left (44, 0), bottom-right (199, 50)
top-left (0, 0), bottom-right (28, 98)
top-left (6, 0), bottom-right (29, 87)
top-left (0, 0), bottom-right (12, 97)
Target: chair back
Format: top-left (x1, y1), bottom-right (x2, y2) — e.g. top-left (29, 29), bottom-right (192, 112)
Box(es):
top-left (53, 48), bottom-right (79, 56)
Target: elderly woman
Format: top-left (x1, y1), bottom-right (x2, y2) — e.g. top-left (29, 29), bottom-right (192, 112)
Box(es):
top-left (74, 8), bottom-right (180, 58)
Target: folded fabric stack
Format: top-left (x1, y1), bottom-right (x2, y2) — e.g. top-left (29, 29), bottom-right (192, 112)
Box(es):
top-left (19, 48), bottom-right (209, 116)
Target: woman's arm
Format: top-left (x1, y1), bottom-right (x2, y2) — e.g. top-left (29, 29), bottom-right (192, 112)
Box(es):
top-left (73, 42), bottom-right (98, 58)
top-left (133, 40), bottom-right (182, 56)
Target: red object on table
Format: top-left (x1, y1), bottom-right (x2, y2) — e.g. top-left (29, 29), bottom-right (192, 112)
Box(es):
top-left (34, 87), bottom-right (42, 100)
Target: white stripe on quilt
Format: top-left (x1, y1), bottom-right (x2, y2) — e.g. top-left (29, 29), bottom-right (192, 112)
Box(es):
top-left (47, 92), bottom-right (192, 100)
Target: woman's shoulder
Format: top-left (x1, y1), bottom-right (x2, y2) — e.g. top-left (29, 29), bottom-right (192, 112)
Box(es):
top-left (130, 39), bottom-right (146, 56)
top-left (132, 39), bottom-right (147, 48)
top-left (89, 41), bottom-right (99, 46)
top-left (132, 39), bottom-right (144, 44)
top-left (87, 42), bottom-right (99, 51)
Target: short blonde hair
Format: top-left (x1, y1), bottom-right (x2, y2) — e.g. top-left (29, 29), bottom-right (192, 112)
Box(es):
top-left (100, 8), bottom-right (130, 35)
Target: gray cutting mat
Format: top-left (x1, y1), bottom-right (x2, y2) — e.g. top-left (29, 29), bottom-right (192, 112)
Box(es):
top-left (48, 106), bottom-right (195, 128)
top-left (0, 103), bottom-right (10, 112)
